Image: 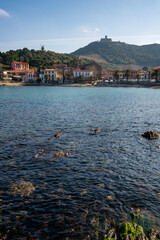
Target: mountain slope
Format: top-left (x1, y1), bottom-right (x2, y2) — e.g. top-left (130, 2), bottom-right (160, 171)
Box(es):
top-left (72, 37), bottom-right (160, 70)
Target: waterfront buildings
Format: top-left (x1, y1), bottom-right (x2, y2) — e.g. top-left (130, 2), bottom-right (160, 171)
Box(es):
top-left (1, 61), bottom-right (159, 83)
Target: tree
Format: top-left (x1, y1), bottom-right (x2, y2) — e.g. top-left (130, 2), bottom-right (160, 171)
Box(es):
top-left (142, 66), bottom-right (148, 71)
top-left (151, 69), bottom-right (160, 82)
top-left (44, 74), bottom-right (50, 83)
top-left (78, 75), bottom-right (85, 82)
top-left (148, 70), bottom-right (151, 81)
top-left (89, 75), bottom-right (95, 81)
top-left (66, 74), bottom-right (73, 80)
top-left (136, 73), bottom-right (141, 82)
top-left (114, 70), bottom-right (120, 81)
top-left (125, 69), bottom-right (131, 81)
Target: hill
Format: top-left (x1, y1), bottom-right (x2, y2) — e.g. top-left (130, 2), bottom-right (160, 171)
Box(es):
top-left (72, 36), bottom-right (160, 70)
top-left (0, 48), bottom-right (90, 71)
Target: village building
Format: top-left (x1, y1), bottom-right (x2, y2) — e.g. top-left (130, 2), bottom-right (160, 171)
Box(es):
top-left (137, 71), bottom-right (150, 81)
top-left (64, 67), bottom-right (73, 76)
top-left (11, 62), bottom-right (29, 71)
top-left (6, 69), bottom-right (35, 82)
top-left (102, 70), bottom-right (115, 80)
top-left (53, 64), bottom-right (67, 75)
top-left (73, 69), bottom-right (92, 79)
top-left (151, 66), bottom-right (160, 81)
top-left (57, 74), bottom-right (63, 84)
top-left (2, 61), bottom-right (36, 82)
top-left (39, 69), bottom-right (57, 82)
top-left (80, 62), bottom-right (102, 79)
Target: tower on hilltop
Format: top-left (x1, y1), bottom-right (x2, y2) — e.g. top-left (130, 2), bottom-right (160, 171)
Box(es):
top-left (100, 35), bottom-right (112, 42)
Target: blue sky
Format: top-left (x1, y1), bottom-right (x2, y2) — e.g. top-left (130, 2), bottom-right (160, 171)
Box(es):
top-left (1, 0), bottom-right (160, 53)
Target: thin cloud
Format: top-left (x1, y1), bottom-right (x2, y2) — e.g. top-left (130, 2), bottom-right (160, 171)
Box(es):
top-left (95, 28), bottom-right (100, 32)
top-left (0, 8), bottom-right (10, 17)
top-left (81, 26), bottom-right (100, 34)
top-left (82, 29), bottom-right (89, 33)
top-left (81, 26), bottom-right (89, 33)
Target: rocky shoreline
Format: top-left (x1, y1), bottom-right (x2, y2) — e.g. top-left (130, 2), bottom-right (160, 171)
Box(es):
top-left (1, 81), bottom-right (160, 88)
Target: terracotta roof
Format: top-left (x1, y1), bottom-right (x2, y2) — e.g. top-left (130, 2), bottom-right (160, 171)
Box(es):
top-left (137, 72), bottom-right (145, 75)
top-left (44, 69), bottom-right (56, 71)
top-left (73, 69), bottom-right (92, 72)
top-left (12, 62), bottom-right (29, 65)
top-left (130, 70), bottom-right (138, 72)
top-left (152, 66), bottom-right (160, 70)
top-left (7, 69), bottom-right (34, 73)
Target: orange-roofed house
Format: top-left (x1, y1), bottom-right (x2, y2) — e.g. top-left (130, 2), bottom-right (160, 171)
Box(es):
top-left (152, 66), bottom-right (160, 70)
top-left (6, 69), bottom-right (35, 82)
top-left (11, 62), bottom-right (29, 71)
top-left (137, 71), bottom-right (150, 81)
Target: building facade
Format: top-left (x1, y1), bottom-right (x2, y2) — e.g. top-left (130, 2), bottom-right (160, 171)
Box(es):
top-left (6, 69), bottom-right (35, 82)
top-left (11, 62), bottom-right (29, 71)
top-left (64, 67), bottom-right (73, 76)
top-left (39, 69), bottom-right (57, 82)
top-left (73, 69), bottom-right (92, 79)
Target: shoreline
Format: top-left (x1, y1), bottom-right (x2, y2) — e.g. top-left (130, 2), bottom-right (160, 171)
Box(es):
top-left (1, 81), bottom-right (160, 88)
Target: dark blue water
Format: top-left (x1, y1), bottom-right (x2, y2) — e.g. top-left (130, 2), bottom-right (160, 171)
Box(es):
top-left (0, 86), bottom-right (160, 239)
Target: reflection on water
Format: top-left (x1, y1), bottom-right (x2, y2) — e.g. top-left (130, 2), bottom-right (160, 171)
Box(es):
top-left (0, 87), bottom-right (160, 239)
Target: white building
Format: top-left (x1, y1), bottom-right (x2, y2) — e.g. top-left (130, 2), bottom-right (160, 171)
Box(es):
top-left (39, 69), bottom-right (57, 82)
top-left (73, 69), bottom-right (92, 79)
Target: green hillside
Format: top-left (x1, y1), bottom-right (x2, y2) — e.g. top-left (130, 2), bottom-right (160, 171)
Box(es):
top-left (71, 37), bottom-right (160, 70)
top-left (0, 48), bottom-right (89, 71)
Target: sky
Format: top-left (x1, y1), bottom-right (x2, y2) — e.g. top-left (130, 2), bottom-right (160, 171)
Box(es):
top-left (1, 0), bottom-right (160, 53)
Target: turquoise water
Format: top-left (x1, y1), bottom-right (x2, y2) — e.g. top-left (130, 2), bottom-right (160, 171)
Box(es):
top-left (0, 86), bottom-right (160, 239)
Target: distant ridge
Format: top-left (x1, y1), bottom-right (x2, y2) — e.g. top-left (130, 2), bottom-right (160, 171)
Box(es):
top-left (71, 36), bottom-right (160, 70)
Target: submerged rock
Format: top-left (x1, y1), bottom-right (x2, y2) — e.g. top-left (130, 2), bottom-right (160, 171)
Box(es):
top-left (119, 222), bottom-right (148, 240)
top-left (105, 228), bottom-right (117, 240)
top-left (10, 181), bottom-right (35, 197)
top-left (142, 131), bottom-right (160, 140)
top-left (48, 137), bottom-right (53, 141)
top-left (54, 151), bottom-right (69, 158)
top-left (95, 128), bottom-right (101, 132)
top-left (39, 149), bottom-right (44, 154)
top-left (54, 133), bottom-right (62, 138)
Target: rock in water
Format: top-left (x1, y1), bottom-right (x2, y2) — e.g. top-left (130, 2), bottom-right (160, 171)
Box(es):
top-left (10, 181), bottom-right (35, 197)
top-left (54, 133), bottom-right (62, 138)
top-left (54, 151), bottom-right (69, 158)
top-left (142, 131), bottom-right (160, 140)
top-left (95, 128), bottom-right (101, 132)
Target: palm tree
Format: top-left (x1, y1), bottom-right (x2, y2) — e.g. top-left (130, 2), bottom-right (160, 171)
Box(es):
top-left (125, 69), bottom-right (131, 81)
top-left (44, 74), bottom-right (50, 83)
top-left (152, 69), bottom-right (160, 82)
top-left (136, 73), bottom-right (141, 82)
top-left (114, 70), bottom-right (120, 81)
top-left (148, 70), bottom-right (151, 81)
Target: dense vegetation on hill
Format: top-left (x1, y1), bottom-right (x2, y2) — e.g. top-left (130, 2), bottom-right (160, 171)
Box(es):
top-left (0, 48), bottom-right (89, 71)
top-left (72, 38), bottom-right (160, 70)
